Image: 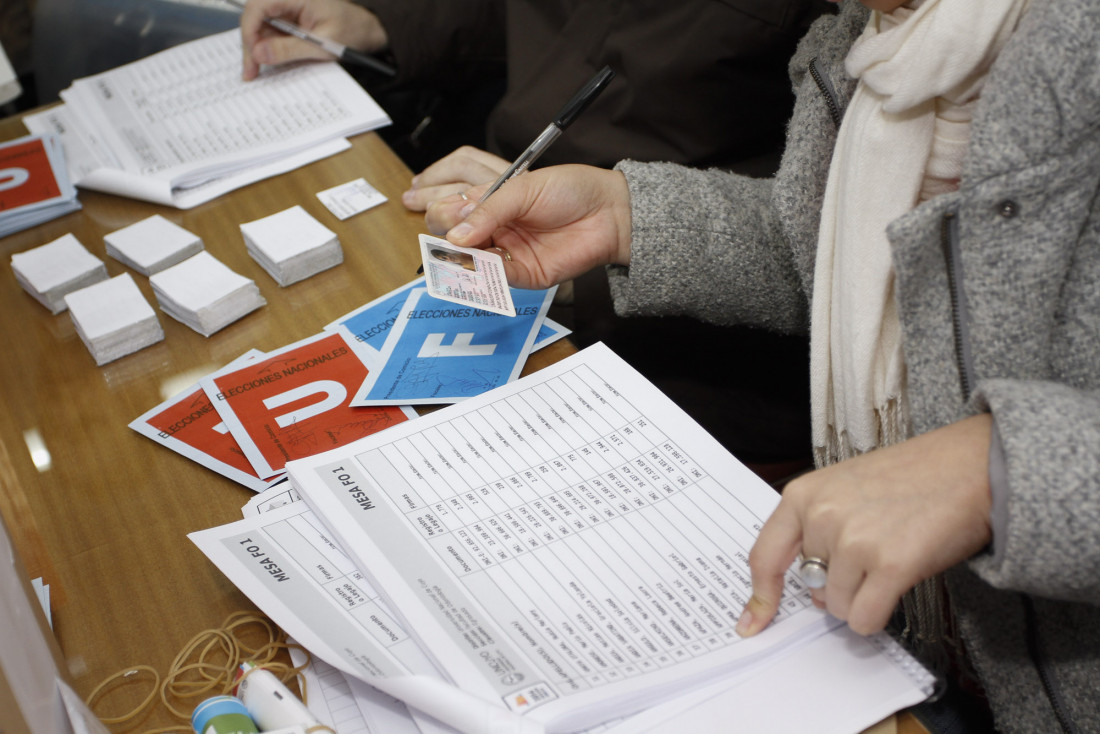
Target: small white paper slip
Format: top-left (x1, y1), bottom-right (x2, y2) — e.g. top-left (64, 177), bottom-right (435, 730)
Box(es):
top-left (11, 233), bottom-right (108, 314)
top-left (64, 273), bottom-right (164, 365)
top-left (103, 214), bottom-right (204, 275)
top-left (316, 177), bottom-right (387, 220)
top-left (418, 234), bottom-right (516, 317)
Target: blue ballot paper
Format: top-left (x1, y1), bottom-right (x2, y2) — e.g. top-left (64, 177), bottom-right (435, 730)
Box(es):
top-left (326, 278), bottom-right (424, 354)
top-left (344, 286), bottom-right (556, 405)
top-left (328, 278), bottom-right (570, 356)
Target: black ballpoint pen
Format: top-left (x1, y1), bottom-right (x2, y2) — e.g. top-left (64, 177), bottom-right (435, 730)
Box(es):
top-left (478, 65), bottom-right (615, 203)
top-left (225, 0), bottom-right (397, 77)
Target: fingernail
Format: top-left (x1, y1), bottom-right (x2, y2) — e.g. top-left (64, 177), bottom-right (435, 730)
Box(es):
top-left (409, 175), bottom-right (420, 189)
top-left (449, 222), bottom-right (473, 240)
top-left (401, 190), bottom-right (415, 206)
top-left (734, 609), bottom-right (754, 637)
top-left (458, 203), bottom-right (476, 220)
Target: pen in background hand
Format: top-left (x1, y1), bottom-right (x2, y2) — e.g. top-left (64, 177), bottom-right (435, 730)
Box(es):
top-left (225, 0), bottom-right (397, 77)
top-left (478, 65), bottom-right (615, 203)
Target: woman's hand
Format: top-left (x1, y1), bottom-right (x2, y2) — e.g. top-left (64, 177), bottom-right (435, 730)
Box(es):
top-left (434, 164), bottom-right (633, 290)
top-left (737, 414), bottom-right (995, 637)
top-left (402, 147), bottom-right (510, 212)
top-left (240, 0), bottom-right (387, 81)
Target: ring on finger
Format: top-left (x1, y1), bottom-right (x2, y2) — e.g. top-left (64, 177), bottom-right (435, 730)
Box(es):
top-left (799, 556), bottom-right (829, 589)
top-left (459, 189), bottom-right (470, 201)
top-left (490, 246), bottom-right (512, 262)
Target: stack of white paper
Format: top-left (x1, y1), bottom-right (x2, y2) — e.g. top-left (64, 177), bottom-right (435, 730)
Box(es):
top-left (64, 273), bottom-right (164, 365)
top-left (104, 214), bottom-right (204, 275)
top-left (240, 206), bottom-right (343, 287)
top-left (21, 30), bottom-right (391, 209)
top-left (11, 234), bottom-right (108, 314)
top-left (149, 251), bottom-right (266, 336)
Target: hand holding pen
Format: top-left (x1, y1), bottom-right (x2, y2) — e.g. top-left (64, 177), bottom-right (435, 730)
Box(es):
top-left (417, 66), bottom-right (628, 289)
top-left (234, 0), bottom-right (395, 81)
top-left (478, 66), bottom-right (615, 202)
top-left (422, 65), bottom-right (615, 237)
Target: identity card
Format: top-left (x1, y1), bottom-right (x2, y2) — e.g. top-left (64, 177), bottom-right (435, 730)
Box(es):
top-left (418, 234), bottom-right (515, 316)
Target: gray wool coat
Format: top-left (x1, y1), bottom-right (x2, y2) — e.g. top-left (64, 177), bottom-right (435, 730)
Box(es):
top-left (608, 0), bottom-right (1100, 731)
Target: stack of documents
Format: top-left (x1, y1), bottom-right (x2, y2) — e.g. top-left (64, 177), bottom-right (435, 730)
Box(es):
top-left (104, 214), bottom-right (204, 275)
top-left (240, 206), bottom-right (343, 286)
top-left (11, 233), bottom-right (107, 314)
top-left (187, 344), bottom-right (937, 734)
top-left (149, 251), bottom-right (266, 336)
top-left (65, 273), bottom-right (164, 365)
top-left (21, 30), bottom-right (391, 209)
top-left (0, 134), bottom-right (81, 237)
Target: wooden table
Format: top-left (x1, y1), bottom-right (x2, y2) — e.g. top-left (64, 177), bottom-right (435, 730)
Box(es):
top-left (0, 114), bottom-right (574, 729)
top-left (0, 112), bottom-right (925, 734)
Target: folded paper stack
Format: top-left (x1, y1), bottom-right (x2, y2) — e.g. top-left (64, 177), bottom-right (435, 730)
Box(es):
top-left (104, 214), bottom-right (204, 275)
top-left (64, 273), bottom-right (164, 365)
top-left (150, 251), bottom-right (266, 336)
top-left (11, 233), bottom-right (108, 314)
top-left (240, 205), bottom-right (343, 286)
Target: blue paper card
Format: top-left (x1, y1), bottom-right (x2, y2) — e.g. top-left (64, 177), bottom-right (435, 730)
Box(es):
top-left (346, 286), bottom-right (556, 405)
top-left (326, 277), bottom-right (424, 355)
top-left (328, 277), bottom-right (570, 355)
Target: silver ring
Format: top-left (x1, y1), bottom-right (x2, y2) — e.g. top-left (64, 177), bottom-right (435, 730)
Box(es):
top-left (799, 556), bottom-right (828, 589)
top-left (459, 190), bottom-right (469, 201)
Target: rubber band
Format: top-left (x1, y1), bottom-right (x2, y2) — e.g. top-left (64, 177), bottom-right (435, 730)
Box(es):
top-left (85, 611), bottom-right (317, 732)
top-left (84, 665), bottom-right (160, 724)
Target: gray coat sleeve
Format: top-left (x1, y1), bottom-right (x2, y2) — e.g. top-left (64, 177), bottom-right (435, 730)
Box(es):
top-left (970, 381), bottom-right (1100, 605)
top-left (607, 160), bottom-right (809, 334)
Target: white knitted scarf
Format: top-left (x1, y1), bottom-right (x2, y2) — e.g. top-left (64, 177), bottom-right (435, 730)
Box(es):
top-left (809, 0), bottom-right (1030, 466)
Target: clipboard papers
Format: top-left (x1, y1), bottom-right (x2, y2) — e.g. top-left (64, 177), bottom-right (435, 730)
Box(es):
top-left (191, 343), bottom-right (935, 734)
top-left (23, 30), bottom-right (391, 208)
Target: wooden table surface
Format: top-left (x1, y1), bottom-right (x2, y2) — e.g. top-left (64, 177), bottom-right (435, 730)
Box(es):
top-left (0, 111), bottom-right (925, 734)
top-left (0, 114), bottom-right (574, 729)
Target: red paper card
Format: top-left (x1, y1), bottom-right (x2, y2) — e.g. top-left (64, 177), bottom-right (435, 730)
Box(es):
top-left (202, 332), bottom-right (415, 478)
top-left (0, 137), bottom-right (62, 211)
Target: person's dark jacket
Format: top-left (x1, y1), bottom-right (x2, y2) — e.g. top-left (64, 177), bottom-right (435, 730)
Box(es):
top-left (358, 0), bottom-right (832, 171)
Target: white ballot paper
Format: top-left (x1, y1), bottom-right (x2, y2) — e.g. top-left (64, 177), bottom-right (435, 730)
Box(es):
top-left (104, 214), bottom-right (204, 276)
top-left (150, 250), bottom-right (266, 335)
top-left (65, 273), bottom-right (165, 365)
top-left (283, 343), bottom-right (844, 732)
top-left (11, 233), bottom-right (107, 314)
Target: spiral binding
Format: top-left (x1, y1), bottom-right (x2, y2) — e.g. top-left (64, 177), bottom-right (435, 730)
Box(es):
top-left (866, 631), bottom-right (945, 702)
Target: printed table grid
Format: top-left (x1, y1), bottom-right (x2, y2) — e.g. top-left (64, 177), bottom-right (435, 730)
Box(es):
top-left (357, 364), bottom-right (812, 690)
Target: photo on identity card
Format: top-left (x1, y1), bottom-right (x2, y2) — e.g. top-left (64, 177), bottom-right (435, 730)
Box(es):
top-left (418, 234), bottom-right (515, 317)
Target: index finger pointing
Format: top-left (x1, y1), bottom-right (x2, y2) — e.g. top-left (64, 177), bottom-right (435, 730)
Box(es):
top-left (736, 499), bottom-right (804, 637)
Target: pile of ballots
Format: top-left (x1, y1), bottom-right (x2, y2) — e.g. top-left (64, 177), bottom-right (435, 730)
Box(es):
top-left (0, 134), bottom-right (81, 237)
top-left (130, 250), bottom-right (568, 491)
